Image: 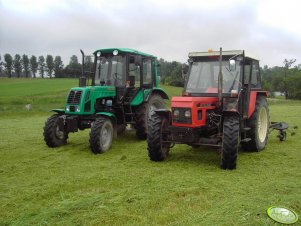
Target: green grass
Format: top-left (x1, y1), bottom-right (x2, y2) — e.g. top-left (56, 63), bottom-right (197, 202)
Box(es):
top-left (0, 78), bottom-right (300, 225)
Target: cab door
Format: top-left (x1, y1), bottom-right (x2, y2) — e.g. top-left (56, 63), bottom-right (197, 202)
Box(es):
top-left (243, 60), bottom-right (261, 119)
top-left (141, 58), bottom-right (155, 88)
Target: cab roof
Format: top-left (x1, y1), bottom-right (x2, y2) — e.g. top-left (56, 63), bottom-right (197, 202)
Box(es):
top-left (94, 48), bottom-right (156, 58)
top-left (188, 50), bottom-right (259, 61)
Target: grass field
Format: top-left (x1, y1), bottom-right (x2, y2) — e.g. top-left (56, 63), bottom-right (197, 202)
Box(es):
top-left (0, 78), bottom-right (300, 225)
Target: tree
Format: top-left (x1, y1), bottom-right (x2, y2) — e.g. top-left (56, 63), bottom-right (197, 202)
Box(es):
top-left (283, 58), bottom-right (296, 99)
top-left (22, 54), bottom-right (30, 78)
top-left (54, 56), bottom-right (64, 78)
top-left (13, 54), bottom-right (22, 78)
top-left (85, 55), bottom-right (93, 71)
top-left (38, 56), bottom-right (45, 78)
top-left (4, 53), bottom-right (13, 78)
top-left (0, 55), bottom-right (3, 77)
top-left (69, 55), bottom-right (79, 66)
top-left (159, 59), bottom-right (184, 87)
top-left (64, 55), bottom-right (81, 78)
top-left (30, 55), bottom-right (38, 78)
top-left (46, 55), bottom-right (54, 78)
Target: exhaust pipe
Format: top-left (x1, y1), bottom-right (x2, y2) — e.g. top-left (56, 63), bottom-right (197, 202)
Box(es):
top-left (218, 47), bottom-right (223, 105)
top-left (79, 49), bottom-right (86, 87)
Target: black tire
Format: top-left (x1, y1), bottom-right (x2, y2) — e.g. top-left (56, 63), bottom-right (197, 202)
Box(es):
top-left (117, 124), bottom-right (126, 135)
top-left (147, 113), bottom-right (170, 161)
top-left (221, 115), bottom-right (240, 170)
top-left (135, 94), bottom-right (165, 140)
top-left (241, 96), bottom-right (269, 151)
top-left (89, 117), bottom-right (114, 154)
top-left (43, 114), bottom-right (68, 147)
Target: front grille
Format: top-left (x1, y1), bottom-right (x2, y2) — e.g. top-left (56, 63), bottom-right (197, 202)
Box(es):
top-left (172, 108), bottom-right (192, 124)
top-left (67, 90), bottom-right (82, 104)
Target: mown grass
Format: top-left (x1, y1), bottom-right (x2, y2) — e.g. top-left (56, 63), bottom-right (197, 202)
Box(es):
top-left (0, 78), bottom-right (300, 225)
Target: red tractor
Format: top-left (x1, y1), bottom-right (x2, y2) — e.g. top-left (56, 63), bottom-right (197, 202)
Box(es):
top-left (147, 48), bottom-right (270, 169)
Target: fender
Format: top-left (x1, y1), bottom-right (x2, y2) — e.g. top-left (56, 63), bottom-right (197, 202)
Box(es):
top-left (130, 88), bottom-right (169, 106)
top-left (145, 88), bottom-right (169, 102)
top-left (95, 112), bottom-right (116, 122)
top-left (248, 91), bottom-right (268, 118)
top-left (51, 109), bottom-right (65, 114)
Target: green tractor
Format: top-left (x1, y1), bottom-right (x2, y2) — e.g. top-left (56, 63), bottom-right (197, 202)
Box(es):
top-left (43, 48), bottom-right (168, 153)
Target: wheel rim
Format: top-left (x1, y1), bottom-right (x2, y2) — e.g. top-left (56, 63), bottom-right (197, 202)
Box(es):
top-left (55, 125), bottom-right (64, 140)
top-left (258, 107), bottom-right (268, 143)
top-left (100, 122), bottom-right (112, 150)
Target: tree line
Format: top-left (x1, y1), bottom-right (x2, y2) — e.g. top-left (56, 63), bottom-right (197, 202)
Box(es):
top-left (1, 53), bottom-right (300, 99)
top-left (0, 53), bottom-right (83, 78)
top-left (261, 59), bottom-right (301, 99)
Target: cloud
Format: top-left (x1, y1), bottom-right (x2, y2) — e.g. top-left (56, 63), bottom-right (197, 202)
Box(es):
top-left (1, 0), bottom-right (301, 67)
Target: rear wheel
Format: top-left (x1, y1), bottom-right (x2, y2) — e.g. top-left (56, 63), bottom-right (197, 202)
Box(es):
top-left (89, 117), bottom-right (114, 154)
top-left (147, 113), bottom-right (170, 161)
top-left (221, 115), bottom-right (240, 170)
top-left (43, 114), bottom-right (68, 147)
top-left (242, 96), bottom-right (269, 151)
top-left (117, 124), bottom-right (126, 135)
top-left (135, 94), bottom-right (165, 140)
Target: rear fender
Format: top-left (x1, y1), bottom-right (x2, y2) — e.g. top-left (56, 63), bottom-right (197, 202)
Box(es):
top-left (145, 88), bottom-right (169, 101)
top-left (248, 91), bottom-right (268, 118)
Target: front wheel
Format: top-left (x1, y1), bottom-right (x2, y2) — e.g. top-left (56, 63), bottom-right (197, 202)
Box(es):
top-left (89, 117), bottom-right (114, 154)
top-left (147, 113), bottom-right (170, 161)
top-left (221, 115), bottom-right (240, 170)
top-left (43, 114), bottom-right (68, 147)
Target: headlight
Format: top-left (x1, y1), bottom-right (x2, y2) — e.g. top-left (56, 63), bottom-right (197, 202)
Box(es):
top-left (76, 106), bottom-right (80, 112)
top-left (113, 50), bottom-right (118, 55)
top-left (66, 106), bottom-right (70, 112)
top-left (173, 109), bottom-right (180, 117)
top-left (184, 110), bottom-right (191, 118)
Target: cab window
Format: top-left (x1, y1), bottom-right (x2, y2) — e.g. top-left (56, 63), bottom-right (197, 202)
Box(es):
top-left (142, 59), bottom-right (153, 86)
top-left (244, 60), bottom-right (260, 87)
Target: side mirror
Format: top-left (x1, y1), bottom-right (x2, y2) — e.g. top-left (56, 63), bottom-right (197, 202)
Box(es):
top-left (229, 59), bottom-right (236, 71)
top-left (79, 49), bottom-right (86, 87)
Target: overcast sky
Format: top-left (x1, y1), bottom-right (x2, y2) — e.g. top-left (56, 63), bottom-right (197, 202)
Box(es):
top-left (1, 0), bottom-right (301, 67)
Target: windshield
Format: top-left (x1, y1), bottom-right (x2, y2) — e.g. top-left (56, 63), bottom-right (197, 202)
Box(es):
top-left (185, 60), bottom-right (240, 94)
top-left (94, 55), bottom-right (125, 86)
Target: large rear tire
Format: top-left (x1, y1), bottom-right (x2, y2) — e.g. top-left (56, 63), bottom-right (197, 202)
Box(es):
top-left (147, 113), bottom-right (170, 161)
top-left (135, 94), bottom-right (165, 140)
top-left (221, 115), bottom-right (240, 170)
top-left (241, 96), bottom-right (269, 151)
top-left (89, 117), bottom-right (114, 154)
top-left (43, 114), bottom-right (68, 147)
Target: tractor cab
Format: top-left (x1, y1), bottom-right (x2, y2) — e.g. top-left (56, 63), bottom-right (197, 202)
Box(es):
top-left (184, 52), bottom-right (241, 96)
top-left (91, 48), bottom-right (158, 104)
top-left (172, 50), bottom-right (264, 128)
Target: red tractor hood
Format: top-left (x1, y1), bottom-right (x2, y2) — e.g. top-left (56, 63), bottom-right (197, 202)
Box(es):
top-left (171, 96), bottom-right (219, 127)
top-left (171, 96), bottom-right (219, 108)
